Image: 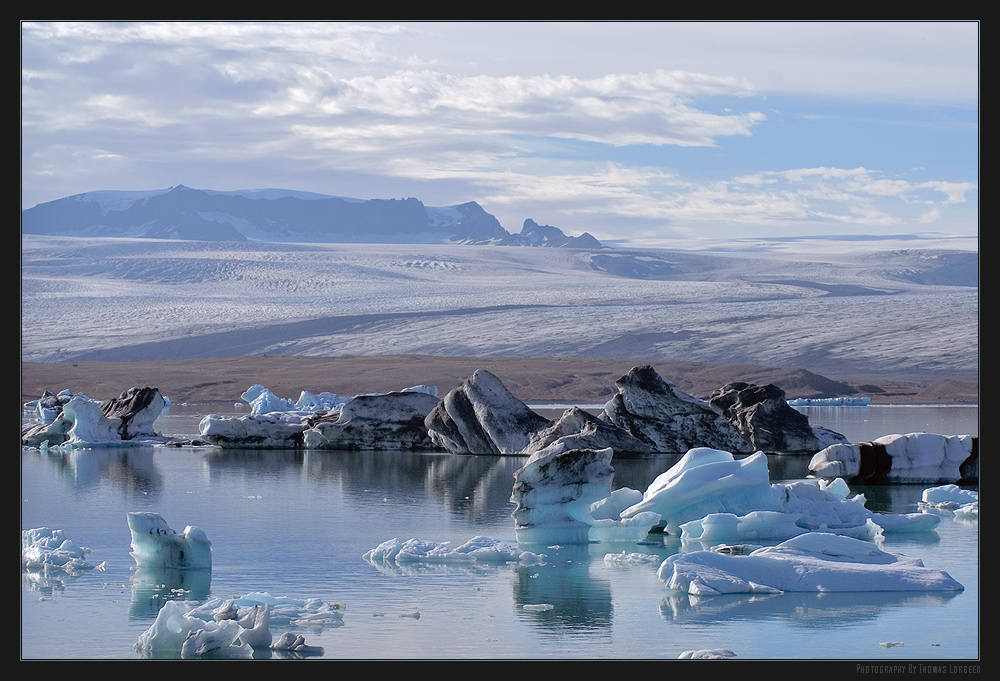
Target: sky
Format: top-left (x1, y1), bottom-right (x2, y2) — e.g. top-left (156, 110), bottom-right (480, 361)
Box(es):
top-left (20, 21), bottom-right (979, 246)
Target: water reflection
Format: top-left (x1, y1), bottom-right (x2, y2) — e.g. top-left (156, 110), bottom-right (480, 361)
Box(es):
top-left (513, 544), bottom-right (613, 632)
top-left (659, 589), bottom-right (961, 628)
top-left (25, 447), bottom-right (163, 495)
top-left (129, 567), bottom-right (213, 619)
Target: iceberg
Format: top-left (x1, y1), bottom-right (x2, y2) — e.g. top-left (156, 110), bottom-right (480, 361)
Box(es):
top-left (21, 387), bottom-right (168, 447)
top-left (427, 369), bottom-right (552, 454)
top-left (186, 592), bottom-right (346, 627)
top-left (136, 593), bottom-right (331, 657)
top-left (127, 512), bottom-right (212, 570)
top-left (600, 367), bottom-right (750, 453)
top-left (810, 432), bottom-right (979, 484)
top-left (658, 532), bottom-right (965, 595)
top-left (189, 368), bottom-right (845, 456)
top-left (787, 397), bottom-right (871, 406)
top-left (135, 599), bottom-right (251, 657)
top-left (710, 381), bottom-right (848, 453)
top-left (509, 441), bottom-right (938, 546)
top-left (199, 411), bottom-right (311, 448)
top-left (920, 484), bottom-right (979, 520)
top-left (22, 527), bottom-right (95, 574)
top-left (620, 448), bottom-right (780, 535)
top-left (678, 649), bottom-right (738, 659)
top-left (302, 390), bottom-right (441, 450)
top-left (510, 442), bottom-right (662, 544)
top-left (364, 536), bottom-right (545, 567)
top-left (201, 384), bottom-right (441, 449)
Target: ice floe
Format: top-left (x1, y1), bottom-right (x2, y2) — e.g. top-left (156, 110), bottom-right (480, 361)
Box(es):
top-left (135, 594), bottom-right (329, 658)
top-left (658, 532), bottom-right (965, 595)
top-left (364, 536), bottom-right (546, 568)
top-left (22, 527), bottom-right (96, 575)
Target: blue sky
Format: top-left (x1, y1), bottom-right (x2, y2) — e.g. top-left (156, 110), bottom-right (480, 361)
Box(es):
top-left (21, 21), bottom-right (979, 245)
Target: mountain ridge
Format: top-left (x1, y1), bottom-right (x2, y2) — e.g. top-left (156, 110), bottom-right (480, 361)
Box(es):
top-left (21, 185), bottom-right (605, 248)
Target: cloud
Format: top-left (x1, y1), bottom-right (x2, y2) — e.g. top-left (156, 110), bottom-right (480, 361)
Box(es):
top-left (21, 21), bottom-right (978, 241)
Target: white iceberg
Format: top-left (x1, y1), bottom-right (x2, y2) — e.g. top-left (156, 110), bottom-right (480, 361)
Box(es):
top-left (678, 649), bottom-right (738, 659)
top-left (364, 536), bottom-right (545, 566)
top-left (203, 384), bottom-right (442, 449)
top-left (22, 387), bottom-right (168, 448)
top-left (658, 532), bottom-right (965, 595)
top-left (679, 511), bottom-right (810, 545)
top-left (135, 600), bottom-right (248, 656)
top-left (22, 527), bottom-right (95, 574)
top-left (241, 384), bottom-right (296, 414)
top-left (920, 484), bottom-right (979, 509)
top-left (127, 512), bottom-right (212, 570)
top-left (186, 592), bottom-right (346, 627)
top-left (199, 411), bottom-right (311, 448)
top-left (618, 447), bottom-right (938, 541)
top-left (620, 448), bottom-right (780, 535)
top-left (809, 432), bottom-right (977, 484)
top-left (787, 397), bottom-right (871, 406)
top-left (137, 594), bottom-right (332, 657)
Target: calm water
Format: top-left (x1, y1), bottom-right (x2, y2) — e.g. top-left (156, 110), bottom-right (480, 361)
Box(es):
top-left (21, 405), bottom-right (979, 661)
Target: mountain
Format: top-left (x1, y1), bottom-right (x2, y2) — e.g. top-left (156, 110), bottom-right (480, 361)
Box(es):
top-left (20, 185), bottom-right (604, 248)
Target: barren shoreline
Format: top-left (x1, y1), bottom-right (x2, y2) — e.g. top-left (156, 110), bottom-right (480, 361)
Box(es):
top-left (20, 354), bottom-right (978, 407)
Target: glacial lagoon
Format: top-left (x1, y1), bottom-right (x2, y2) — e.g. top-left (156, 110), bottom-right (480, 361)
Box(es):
top-left (21, 405), bottom-right (978, 661)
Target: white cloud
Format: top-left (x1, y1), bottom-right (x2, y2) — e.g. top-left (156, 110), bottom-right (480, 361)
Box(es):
top-left (20, 21), bottom-right (978, 240)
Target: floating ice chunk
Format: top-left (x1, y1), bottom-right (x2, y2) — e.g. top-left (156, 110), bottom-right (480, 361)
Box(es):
top-left (680, 511), bottom-right (807, 545)
top-left (773, 480), bottom-right (873, 531)
top-left (810, 433), bottom-right (977, 484)
top-left (303, 391), bottom-right (440, 450)
top-left (788, 397), bottom-right (870, 406)
top-left (21, 527), bottom-right (94, 574)
top-left (271, 632), bottom-right (325, 656)
top-left (240, 384), bottom-right (298, 414)
top-left (181, 621), bottom-right (252, 658)
top-left (678, 649), bottom-right (737, 659)
top-left (294, 390), bottom-right (346, 412)
top-left (22, 387), bottom-right (167, 447)
top-left (364, 536), bottom-right (544, 566)
top-left (187, 592), bottom-right (345, 627)
top-left (199, 411), bottom-right (310, 448)
top-left (127, 512), bottom-right (212, 570)
top-left (589, 487), bottom-right (644, 521)
top-left (135, 600), bottom-right (250, 657)
top-left (920, 484), bottom-right (979, 509)
top-left (511, 442), bottom-right (661, 544)
top-left (658, 532), bottom-right (964, 595)
top-left (621, 448), bottom-right (779, 535)
top-left (603, 551), bottom-right (663, 566)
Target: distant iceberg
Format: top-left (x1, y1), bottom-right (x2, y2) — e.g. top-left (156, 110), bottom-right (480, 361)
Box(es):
top-left (788, 397), bottom-right (871, 407)
top-left (810, 432), bottom-right (978, 484)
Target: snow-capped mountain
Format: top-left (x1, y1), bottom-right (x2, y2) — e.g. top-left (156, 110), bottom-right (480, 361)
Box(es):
top-left (20, 185), bottom-right (604, 247)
